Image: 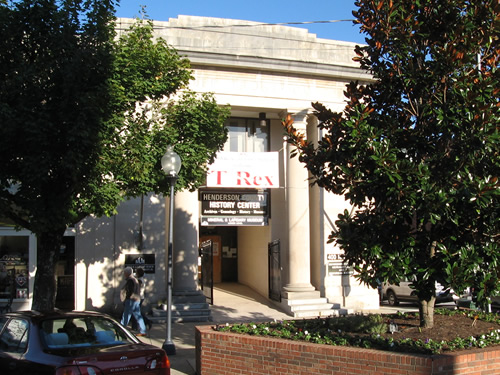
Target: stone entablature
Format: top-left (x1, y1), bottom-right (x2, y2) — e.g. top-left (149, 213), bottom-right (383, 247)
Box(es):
top-left (116, 16), bottom-right (372, 82)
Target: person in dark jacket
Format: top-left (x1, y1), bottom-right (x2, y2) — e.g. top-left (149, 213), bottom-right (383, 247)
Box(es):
top-left (120, 267), bottom-right (146, 336)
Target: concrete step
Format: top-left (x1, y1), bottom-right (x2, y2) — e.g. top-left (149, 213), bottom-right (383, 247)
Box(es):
top-left (285, 298), bottom-right (330, 306)
top-left (149, 315), bottom-right (212, 323)
top-left (289, 303), bottom-right (335, 312)
top-left (156, 302), bottom-right (210, 311)
top-left (282, 291), bottom-right (322, 300)
top-left (172, 303), bottom-right (210, 311)
top-left (281, 292), bottom-right (345, 318)
top-left (292, 309), bottom-right (339, 318)
top-left (280, 296), bottom-right (341, 318)
top-left (151, 302), bottom-right (212, 323)
top-left (153, 307), bottom-right (210, 316)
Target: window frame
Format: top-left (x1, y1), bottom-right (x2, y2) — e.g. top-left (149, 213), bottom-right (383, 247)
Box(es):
top-left (224, 117), bottom-right (270, 153)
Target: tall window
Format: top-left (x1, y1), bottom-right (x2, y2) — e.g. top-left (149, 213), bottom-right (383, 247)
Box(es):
top-left (224, 118), bottom-right (269, 152)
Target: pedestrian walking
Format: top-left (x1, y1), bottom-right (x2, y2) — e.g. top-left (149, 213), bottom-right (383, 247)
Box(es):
top-left (120, 266), bottom-right (146, 336)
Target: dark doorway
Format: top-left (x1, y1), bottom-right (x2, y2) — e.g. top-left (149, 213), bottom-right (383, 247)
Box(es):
top-left (200, 227), bottom-right (238, 282)
top-left (55, 236), bottom-right (75, 310)
top-left (199, 239), bottom-right (213, 305)
top-left (268, 239), bottom-right (281, 302)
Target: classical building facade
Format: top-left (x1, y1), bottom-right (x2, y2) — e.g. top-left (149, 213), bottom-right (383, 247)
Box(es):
top-left (1, 16), bottom-right (378, 315)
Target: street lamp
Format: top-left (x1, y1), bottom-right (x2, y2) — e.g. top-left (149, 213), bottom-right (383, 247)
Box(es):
top-left (161, 145), bottom-right (182, 355)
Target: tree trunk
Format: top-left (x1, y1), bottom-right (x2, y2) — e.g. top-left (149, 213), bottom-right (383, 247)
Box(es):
top-left (31, 229), bottom-right (65, 311)
top-left (418, 296), bottom-right (436, 328)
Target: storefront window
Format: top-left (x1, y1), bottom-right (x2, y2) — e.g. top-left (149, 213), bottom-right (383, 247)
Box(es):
top-left (0, 236), bottom-right (29, 299)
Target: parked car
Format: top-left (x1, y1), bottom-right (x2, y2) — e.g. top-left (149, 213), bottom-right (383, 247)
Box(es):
top-left (382, 280), bottom-right (459, 306)
top-left (493, 295), bottom-right (500, 311)
top-left (0, 310), bottom-right (170, 375)
top-left (460, 287), bottom-right (500, 311)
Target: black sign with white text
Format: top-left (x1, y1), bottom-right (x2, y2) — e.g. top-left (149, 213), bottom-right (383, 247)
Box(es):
top-left (125, 254), bottom-right (155, 273)
top-left (200, 190), bottom-right (269, 226)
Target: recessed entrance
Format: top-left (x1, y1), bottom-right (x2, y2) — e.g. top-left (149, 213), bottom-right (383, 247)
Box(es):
top-left (200, 226), bottom-right (238, 284)
top-left (55, 236), bottom-right (75, 310)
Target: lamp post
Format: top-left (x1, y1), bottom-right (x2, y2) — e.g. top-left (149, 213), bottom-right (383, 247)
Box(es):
top-left (161, 145), bottom-right (182, 355)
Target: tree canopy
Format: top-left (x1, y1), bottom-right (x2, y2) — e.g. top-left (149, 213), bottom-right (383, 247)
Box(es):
top-left (0, 0), bottom-right (229, 310)
top-left (284, 0), bottom-right (499, 328)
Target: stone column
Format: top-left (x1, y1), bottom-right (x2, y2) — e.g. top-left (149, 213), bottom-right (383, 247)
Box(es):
top-left (282, 111), bottom-right (315, 296)
top-left (172, 190), bottom-right (204, 300)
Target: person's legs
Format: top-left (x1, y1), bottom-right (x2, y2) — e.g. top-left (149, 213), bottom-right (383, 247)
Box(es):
top-left (140, 299), bottom-right (152, 330)
top-left (131, 299), bottom-right (146, 334)
top-left (121, 299), bottom-right (133, 327)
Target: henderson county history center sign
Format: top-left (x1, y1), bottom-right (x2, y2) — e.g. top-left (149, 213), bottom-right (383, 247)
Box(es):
top-left (201, 152), bottom-right (277, 226)
top-left (200, 191), bottom-right (269, 226)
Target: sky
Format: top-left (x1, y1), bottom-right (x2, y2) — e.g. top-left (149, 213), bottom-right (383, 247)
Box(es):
top-left (114, 0), bottom-right (365, 44)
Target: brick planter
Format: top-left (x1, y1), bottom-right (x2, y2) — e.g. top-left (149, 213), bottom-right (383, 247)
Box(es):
top-left (195, 325), bottom-right (500, 375)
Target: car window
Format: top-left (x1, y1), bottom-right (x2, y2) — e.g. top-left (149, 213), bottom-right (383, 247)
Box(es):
top-left (0, 317), bottom-right (8, 333)
top-left (0, 318), bottom-right (29, 353)
top-left (40, 316), bottom-right (137, 349)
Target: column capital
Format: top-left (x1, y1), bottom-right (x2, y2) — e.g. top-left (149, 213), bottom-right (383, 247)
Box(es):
top-left (280, 109), bottom-right (314, 132)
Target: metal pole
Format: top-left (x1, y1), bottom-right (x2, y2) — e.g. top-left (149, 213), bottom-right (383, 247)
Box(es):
top-left (163, 176), bottom-right (176, 355)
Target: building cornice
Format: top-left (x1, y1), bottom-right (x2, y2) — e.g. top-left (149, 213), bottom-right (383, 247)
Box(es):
top-left (179, 49), bottom-right (372, 82)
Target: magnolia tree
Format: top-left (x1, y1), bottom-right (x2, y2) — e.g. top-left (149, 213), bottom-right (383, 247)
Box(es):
top-left (0, 1), bottom-right (229, 311)
top-left (284, 0), bottom-right (499, 328)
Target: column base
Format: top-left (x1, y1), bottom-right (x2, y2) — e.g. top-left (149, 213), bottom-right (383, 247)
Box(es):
top-left (282, 283), bottom-right (315, 293)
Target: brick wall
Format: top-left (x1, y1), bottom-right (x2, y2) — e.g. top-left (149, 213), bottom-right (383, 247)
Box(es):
top-left (195, 325), bottom-right (500, 375)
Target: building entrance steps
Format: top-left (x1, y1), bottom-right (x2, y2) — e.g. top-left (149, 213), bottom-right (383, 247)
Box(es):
top-left (151, 302), bottom-right (211, 323)
top-left (281, 297), bottom-right (340, 318)
top-left (280, 289), bottom-right (347, 318)
top-left (148, 283), bottom-right (292, 325)
top-left (148, 283), bottom-right (351, 323)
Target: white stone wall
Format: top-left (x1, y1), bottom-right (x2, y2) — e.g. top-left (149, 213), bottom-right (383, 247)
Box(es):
top-left (73, 16), bottom-right (376, 312)
top-left (75, 194), bottom-right (167, 312)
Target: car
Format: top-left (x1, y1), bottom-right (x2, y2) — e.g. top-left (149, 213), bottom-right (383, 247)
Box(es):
top-left (493, 295), bottom-right (500, 311)
top-left (382, 280), bottom-right (459, 306)
top-left (460, 287), bottom-right (500, 312)
top-left (0, 310), bottom-right (170, 375)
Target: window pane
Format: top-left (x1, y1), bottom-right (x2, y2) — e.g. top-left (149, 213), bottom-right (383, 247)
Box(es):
top-left (252, 124), bottom-right (268, 152)
top-left (224, 118), bottom-right (269, 152)
top-left (40, 316), bottom-right (136, 349)
top-left (225, 120), bottom-right (247, 152)
top-left (0, 318), bottom-right (29, 353)
top-left (0, 317), bottom-right (8, 332)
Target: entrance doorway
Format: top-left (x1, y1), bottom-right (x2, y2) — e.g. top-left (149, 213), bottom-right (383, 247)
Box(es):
top-left (55, 236), bottom-right (75, 310)
top-left (200, 227), bottom-right (238, 284)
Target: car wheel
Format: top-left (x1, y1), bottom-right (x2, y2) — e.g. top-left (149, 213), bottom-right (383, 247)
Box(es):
top-left (387, 290), bottom-right (399, 306)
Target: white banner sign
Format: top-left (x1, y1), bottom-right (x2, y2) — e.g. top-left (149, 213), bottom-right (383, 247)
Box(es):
top-left (206, 152), bottom-right (280, 188)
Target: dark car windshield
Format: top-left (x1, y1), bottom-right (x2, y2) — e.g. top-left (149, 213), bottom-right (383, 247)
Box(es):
top-left (40, 316), bottom-right (137, 349)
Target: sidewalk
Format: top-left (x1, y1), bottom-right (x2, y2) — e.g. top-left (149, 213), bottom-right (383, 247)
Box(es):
top-left (140, 283), bottom-right (417, 375)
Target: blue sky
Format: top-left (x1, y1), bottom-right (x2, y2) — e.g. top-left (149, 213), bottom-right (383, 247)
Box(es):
top-left (115, 0), bottom-right (365, 44)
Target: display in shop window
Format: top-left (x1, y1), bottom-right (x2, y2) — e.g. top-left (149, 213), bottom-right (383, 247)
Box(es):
top-left (0, 235), bottom-right (30, 300)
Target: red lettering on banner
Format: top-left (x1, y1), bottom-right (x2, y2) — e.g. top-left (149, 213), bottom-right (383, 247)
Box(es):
top-left (237, 171), bottom-right (251, 186)
top-left (216, 171), bottom-right (227, 185)
top-left (236, 171), bottom-right (274, 187)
